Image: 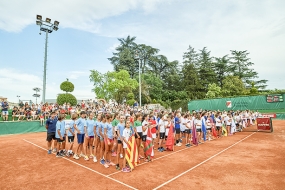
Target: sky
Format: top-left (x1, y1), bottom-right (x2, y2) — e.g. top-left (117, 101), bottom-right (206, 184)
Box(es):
top-left (0, 0), bottom-right (284, 103)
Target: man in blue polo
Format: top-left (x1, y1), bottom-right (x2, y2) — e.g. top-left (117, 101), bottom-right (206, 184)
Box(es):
top-left (46, 112), bottom-right (58, 154)
top-left (1, 101), bottom-right (9, 121)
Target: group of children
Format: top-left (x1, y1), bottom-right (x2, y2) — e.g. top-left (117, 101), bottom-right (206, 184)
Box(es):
top-left (45, 109), bottom-right (258, 173)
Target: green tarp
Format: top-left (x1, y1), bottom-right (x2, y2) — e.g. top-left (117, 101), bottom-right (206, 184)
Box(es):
top-left (0, 121), bottom-right (46, 135)
top-left (188, 94), bottom-right (285, 111)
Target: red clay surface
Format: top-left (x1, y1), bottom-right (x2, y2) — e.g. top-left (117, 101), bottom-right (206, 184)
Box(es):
top-left (0, 120), bottom-right (284, 190)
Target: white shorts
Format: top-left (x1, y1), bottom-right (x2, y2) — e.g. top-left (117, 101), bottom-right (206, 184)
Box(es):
top-left (152, 133), bottom-right (156, 139)
top-left (2, 111), bottom-right (8, 115)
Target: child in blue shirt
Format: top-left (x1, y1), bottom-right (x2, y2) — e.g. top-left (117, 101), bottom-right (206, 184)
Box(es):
top-left (66, 113), bottom-right (78, 157)
top-left (55, 114), bottom-right (66, 157)
top-left (73, 111), bottom-right (88, 160)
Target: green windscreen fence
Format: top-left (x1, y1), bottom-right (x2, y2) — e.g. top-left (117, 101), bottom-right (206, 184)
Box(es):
top-left (0, 121), bottom-right (46, 135)
top-left (188, 94), bottom-right (285, 111)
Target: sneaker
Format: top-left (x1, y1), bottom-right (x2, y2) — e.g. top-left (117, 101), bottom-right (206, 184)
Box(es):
top-left (108, 161), bottom-right (116, 166)
top-left (103, 163), bottom-right (109, 168)
top-left (120, 154), bottom-right (123, 159)
top-left (84, 155), bottom-right (89, 161)
top-left (112, 152), bottom-right (117, 157)
top-left (60, 152), bottom-right (65, 157)
top-left (116, 164), bottom-right (121, 170)
top-left (161, 147), bottom-right (165, 151)
top-left (56, 152), bottom-right (62, 157)
top-left (121, 167), bottom-right (130, 173)
top-left (52, 148), bottom-right (57, 153)
top-left (47, 149), bottom-right (52, 154)
top-left (93, 156), bottom-right (98, 163)
top-left (158, 147), bottom-right (161, 152)
top-left (176, 143), bottom-right (182, 147)
top-left (100, 159), bottom-right (105, 165)
top-left (66, 152), bottom-right (70, 157)
top-left (73, 154), bottom-right (80, 160)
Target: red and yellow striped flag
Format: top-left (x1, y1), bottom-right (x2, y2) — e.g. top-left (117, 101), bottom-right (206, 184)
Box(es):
top-left (126, 135), bottom-right (139, 170)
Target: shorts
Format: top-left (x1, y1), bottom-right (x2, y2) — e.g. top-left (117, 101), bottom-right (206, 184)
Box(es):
top-left (77, 133), bottom-right (85, 144)
top-left (46, 132), bottom-right (56, 141)
top-left (104, 138), bottom-right (113, 145)
top-left (142, 135), bottom-right (147, 142)
top-left (152, 133), bottom-right (156, 139)
top-left (159, 133), bottom-right (165, 139)
top-left (216, 126), bottom-right (221, 131)
top-left (197, 128), bottom-right (202, 132)
top-left (118, 140), bottom-right (122, 144)
top-left (184, 129), bottom-right (192, 134)
top-left (2, 111), bottom-right (8, 115)
top-left (57, 137), bottom-right (65, 143)
top-left (68, 136), bottom-right (74, 143)
top-left (88, 136), bottom-right (94, 139)
top-left (135, 132), bottom-right (143, 139)
top-left (175, 128), bottom-right (181, 134)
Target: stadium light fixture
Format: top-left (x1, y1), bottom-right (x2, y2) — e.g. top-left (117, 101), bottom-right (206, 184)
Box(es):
top-left (36, 15), bottom-right (42, 20)
top-left (46, 17), bottom-right (51, 23)
top-left (36, 15), bottom-right (59, 103)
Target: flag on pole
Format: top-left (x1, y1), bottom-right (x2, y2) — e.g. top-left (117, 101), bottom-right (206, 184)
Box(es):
top-left (201, 117), bottom-right (207, 141)
top-left (222, 124), bottom-right (227, 136)
top-left (192, 120), bottom-right (198, 145)
top-left (166, 123), bottom-right (174, 151)
top-left (210, 117), bottom-right (217, 138)
top-left (125, 135), bottom-right (139, 170)
top-left (144, 128), bottom-right (154, 160)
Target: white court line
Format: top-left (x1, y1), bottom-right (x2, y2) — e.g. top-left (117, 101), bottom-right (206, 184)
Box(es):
top-left (152, 132), bottom-right (256, 190)
top-left (23, 139), bottom-right (138, 190)
top-left (107, 147), bottom-right (190, 177)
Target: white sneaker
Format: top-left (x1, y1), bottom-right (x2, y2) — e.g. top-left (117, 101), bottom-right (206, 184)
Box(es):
top-left (93, 156), bottom-right (98, 163)
top-left (73, 154), bottom-right (79, 160)
top-left (84, 155), bottom-right (89, 161)
top-left (52, 148), bottom-right (57, 153)
top-left (120, 154), bottom-right (123, 159)
top-left (177, 143), bottom-right (182, 147)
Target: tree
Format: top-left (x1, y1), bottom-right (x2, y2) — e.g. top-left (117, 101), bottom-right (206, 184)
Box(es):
top-left (142, 73), bottom-right (163, 101)
top-left (60, 78), bottom-right (74, 93)
top-left (214, 55), bottom-right (230, 88)
top-left (57, 93), bottom-right (77, 106)
top-left (197, 47), bottom-right (217, 91)
top-left (181, 46), bottom-right (204, 99)
top-left (108, 36), bottom-right (138, 78)
top-left (89, 69), bottom-right (138, 103)
top-left (206, 83), bottom-right (221, 98)
top-left (57, 79), bottom-right (77, 106)
top-left (221, 76), bottom-right (246, 96)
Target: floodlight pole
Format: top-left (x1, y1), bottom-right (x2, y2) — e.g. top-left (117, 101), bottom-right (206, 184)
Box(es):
top-left (43, 30), bottom-right (48, 104)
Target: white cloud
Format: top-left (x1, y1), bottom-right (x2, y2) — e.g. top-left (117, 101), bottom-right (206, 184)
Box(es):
top-left (68, 71), bottom-right (88, 80)
top-left (0, 0), bottom-right (166, 33)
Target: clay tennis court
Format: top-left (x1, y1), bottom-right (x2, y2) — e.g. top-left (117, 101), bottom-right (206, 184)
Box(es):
top-left (1, 120), bottom-right (284, 190)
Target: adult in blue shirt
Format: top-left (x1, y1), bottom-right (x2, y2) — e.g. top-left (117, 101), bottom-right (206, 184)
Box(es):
top-left (1, 101), bottom-right (9, 121)
top-left (46, 112), bottom-right (58, 154)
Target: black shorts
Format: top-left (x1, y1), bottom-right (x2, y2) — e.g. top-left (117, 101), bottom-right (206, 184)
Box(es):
top-left (159, 133), bottom-right (165, 139)
top-left (68, 136), bottom-right (74, 143)
top-left (175, 128), bottom-right (181, 134)
top-left (118, 140), bottom-right (122, 144)
top-left (57, 138), bottom-right (65, 143)
top-left (142, 135), bottom-right (147, 142)
top-left (135, 132), bottom-right (143, 139)
top-left (46, 132), bottom-right (56, 141)
top-left (197, 128), bottom-right (202, 132)
top-left (184, 129), bottom-right (191, 134)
